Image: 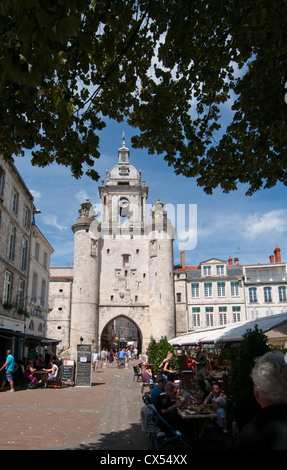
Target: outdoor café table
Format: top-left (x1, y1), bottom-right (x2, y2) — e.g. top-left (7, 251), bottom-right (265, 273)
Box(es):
top-left (33, 370), bottom-right (47, 377)
top-left (178, 408), bottom-right (217, 437)
top-left (178, 409), bottom-right (217, 420)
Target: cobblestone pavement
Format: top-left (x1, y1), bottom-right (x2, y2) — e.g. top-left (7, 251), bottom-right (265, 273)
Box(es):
top-left (0, 365), bottom-right (151, 451)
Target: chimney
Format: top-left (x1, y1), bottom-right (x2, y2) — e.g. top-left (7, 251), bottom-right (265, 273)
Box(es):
top-left (234, 257), bottom-right (239, 265)
top-left (274, 245), bottom-right (281, 263)
top-left (269, 254), bottom-right (275, 263)
top-left (180, 250), bottom-right (186, 269)
top-left (228, 256), bottom-right (233, 266)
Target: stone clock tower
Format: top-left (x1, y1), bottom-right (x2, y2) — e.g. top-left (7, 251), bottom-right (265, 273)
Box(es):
top-left (54, 136), bottom-right (176, 360)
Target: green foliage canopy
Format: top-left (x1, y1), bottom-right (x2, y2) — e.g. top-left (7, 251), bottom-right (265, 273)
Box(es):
top-left (1, 0), bottom-right (287, 194)
top-left (229, 326), bottom-right (270, 399)
top-left (148, 336), bottom-right (179, 373)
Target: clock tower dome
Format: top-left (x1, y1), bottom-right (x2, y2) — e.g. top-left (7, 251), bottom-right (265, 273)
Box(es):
top-left (99, 133), bottom-right (148, 235)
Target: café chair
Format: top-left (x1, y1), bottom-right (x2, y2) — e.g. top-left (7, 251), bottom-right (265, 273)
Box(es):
top-left (133, 365), bottom-right (142, 382)
top-left (46, 364), bottom-right (63, 388)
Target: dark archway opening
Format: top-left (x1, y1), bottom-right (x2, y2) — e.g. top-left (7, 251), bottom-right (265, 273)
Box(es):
top-left (101, 316), bottom-right (142, 353)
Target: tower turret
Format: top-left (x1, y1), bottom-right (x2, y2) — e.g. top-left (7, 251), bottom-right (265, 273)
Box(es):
top-left (147, 199), bottom-right (175, 340)
top-left (69, 199), bottom-right (100, 358)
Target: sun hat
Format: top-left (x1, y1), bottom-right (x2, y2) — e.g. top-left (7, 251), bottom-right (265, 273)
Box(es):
top-left (214, 397), bottom-right (226, 407)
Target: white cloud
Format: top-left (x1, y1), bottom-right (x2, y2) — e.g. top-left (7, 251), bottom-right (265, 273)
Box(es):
top-left (41, 214), bottom-right (69, 231)
top-left (243, 209), bottom-right (287, 240)
top-left (30, 189), bottom-right (41, 200)
top-left (197, 208), bottom-right (287, 243)
top-left (75, 190), bottom-right (90, 203)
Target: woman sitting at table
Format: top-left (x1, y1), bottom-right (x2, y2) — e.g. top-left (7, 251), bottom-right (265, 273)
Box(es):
top-left (141, 364), bottom-right (152, 382)
top-left (23, 360), bottom-right (38, 384)
top-left (38, 359), bottom-right (58, 387)
top-left (155, 382), bottom-right (182, 432)
top-left (156, 382), bottom-right (190, 436)
top-left (203, 381), bottom-right (225, 407)
top-left (34, 354), bottom-right (44, 369)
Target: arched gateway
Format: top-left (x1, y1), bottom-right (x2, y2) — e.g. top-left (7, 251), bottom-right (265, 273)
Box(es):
top-left (48, 138), bottom-right (175, 361)
top-left (101, 315), bottom-right (142, 352)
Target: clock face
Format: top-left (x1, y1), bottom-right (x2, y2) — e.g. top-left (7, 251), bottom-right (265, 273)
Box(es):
top-left (119, 197), bottom-right (129, 217)
top-left (119, 198), bottom-right (129, 208)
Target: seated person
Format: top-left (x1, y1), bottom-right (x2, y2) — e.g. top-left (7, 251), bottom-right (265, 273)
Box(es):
top-left (199, 396), bottom-right (227, 439)
top-left (23, 360), bottom-right (38, 384)
top-left (141, 364), bottom-right (152, 383)
top-left (203, 381), bottom-right (225, 407)
top-left (151, 378), bottom-right (167, 405)
top-left (213, 397), bottom-right (227, 433)
top-left (155, 382), bottom-right (182, 433)
top-left (34, 354), bottom-right (44, 369)
top-left (38, 359), bottom-right (58, 387)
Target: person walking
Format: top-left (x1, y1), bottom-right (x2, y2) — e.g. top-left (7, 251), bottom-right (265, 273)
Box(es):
top-left (100, 348), bottom-right (107, 368)
top-left (117, 348), bottom-right (126, 368)
top-left (0, 350), bottom-right (15, 392)
top-left (108, 350), bottom-right (114, 368)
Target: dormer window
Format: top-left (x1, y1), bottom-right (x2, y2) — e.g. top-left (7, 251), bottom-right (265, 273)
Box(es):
top-left (216, 265), bottom-right (225, 275)
top-left (203, 266), bottom-right (211, 276)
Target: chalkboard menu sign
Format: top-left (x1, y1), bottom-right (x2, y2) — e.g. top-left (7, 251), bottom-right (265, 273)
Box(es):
top-left (76, 344), bottom-right (92, 387)
top-left (62, 360), bottom-right (75, 385)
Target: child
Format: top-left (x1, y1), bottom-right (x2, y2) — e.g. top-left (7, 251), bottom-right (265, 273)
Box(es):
top-left (199, 396), bottom-right (227, 439)
top-left (213, 397), bottom-right (227, 433)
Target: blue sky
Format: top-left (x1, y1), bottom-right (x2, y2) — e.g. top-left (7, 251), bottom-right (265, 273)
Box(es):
top-left (14, 119), bottom-right (287, 269)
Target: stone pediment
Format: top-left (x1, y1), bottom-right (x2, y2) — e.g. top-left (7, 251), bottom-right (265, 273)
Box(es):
top-left (200, 258), bottom-right (227, 265)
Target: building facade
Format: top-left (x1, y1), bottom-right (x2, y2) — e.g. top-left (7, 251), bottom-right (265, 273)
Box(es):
top-left (26, 225), bottom-right (54, 342)
top-left (174, 247), bottom-right (287, 335)
top-left (174, 252), bottom-right (246, 334)
top-left (48, 138), bottom-right (176, 360)
top-left (0, 158), bottom-right (34, 359)
top-left (0, 157), bottom-right (55, 360)
top-left (244, 245), bottom-right (287, 320)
